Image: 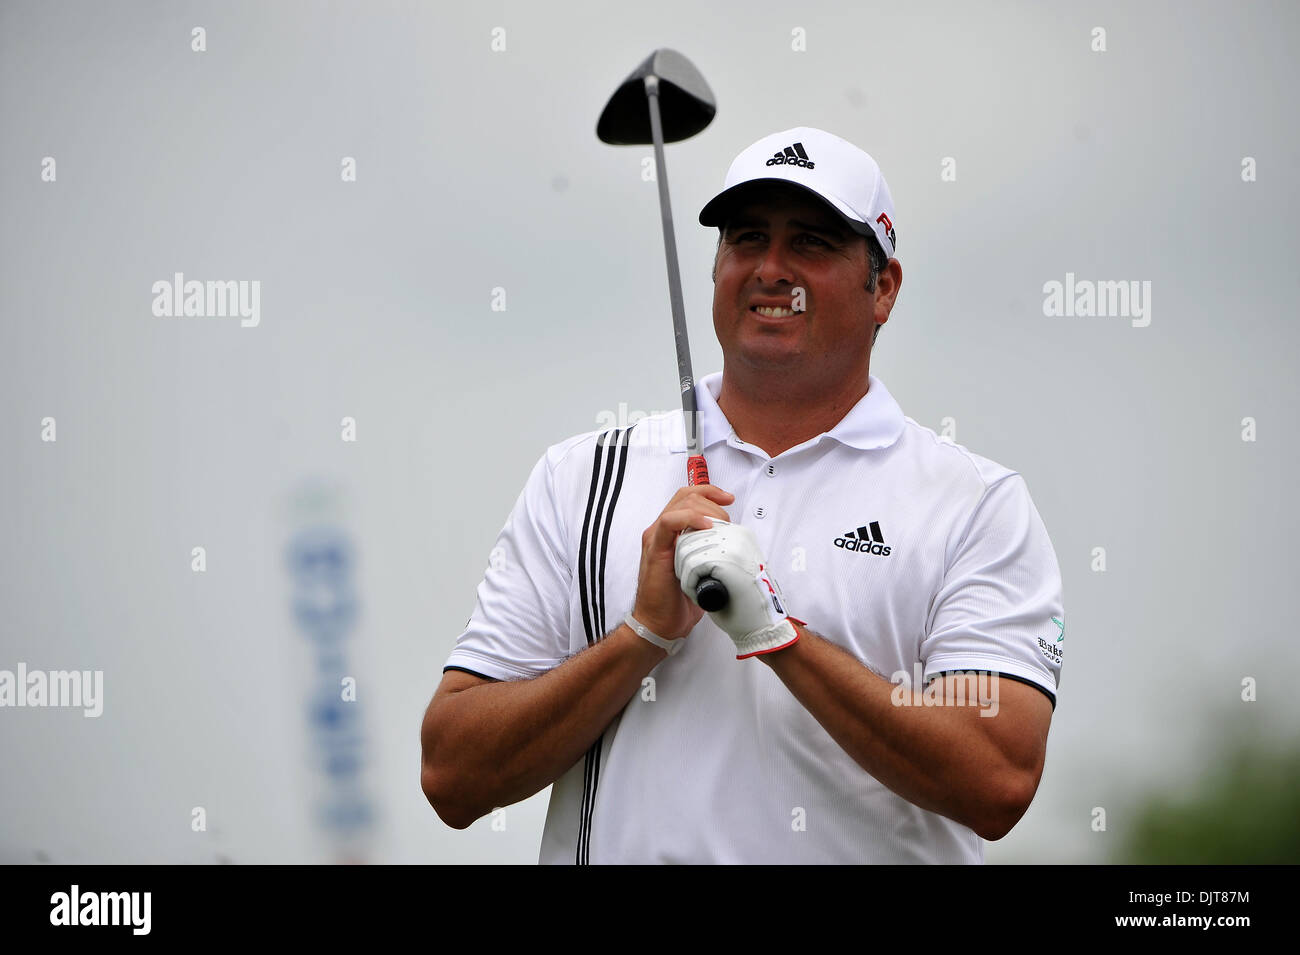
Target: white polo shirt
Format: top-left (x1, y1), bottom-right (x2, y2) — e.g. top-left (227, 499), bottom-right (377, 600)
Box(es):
top-left (444, 371), bottom-right (1064, 864)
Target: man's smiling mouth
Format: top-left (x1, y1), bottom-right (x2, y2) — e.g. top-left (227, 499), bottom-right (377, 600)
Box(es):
top-left (751, 305), bottom-right (800, 318)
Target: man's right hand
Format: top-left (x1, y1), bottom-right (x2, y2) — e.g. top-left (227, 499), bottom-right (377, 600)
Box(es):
top-left (631, 484), bottom-right (735, 642)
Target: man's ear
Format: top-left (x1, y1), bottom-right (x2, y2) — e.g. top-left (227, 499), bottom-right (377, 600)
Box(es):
top-left (877, 259), bottom-right (902, 311)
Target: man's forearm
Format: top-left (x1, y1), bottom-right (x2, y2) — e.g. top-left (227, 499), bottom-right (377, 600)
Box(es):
top-left (759, 622), bottom-right (1039, 840)
top-left (423, 624), bottom-right (666, 828)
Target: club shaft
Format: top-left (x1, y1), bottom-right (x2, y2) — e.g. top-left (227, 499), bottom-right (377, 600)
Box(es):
top-left (645, 76), bottom-right (704, 469)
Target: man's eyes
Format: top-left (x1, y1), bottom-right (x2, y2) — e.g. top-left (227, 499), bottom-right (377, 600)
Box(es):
top-left (733, 231), bottom-right (829, 246)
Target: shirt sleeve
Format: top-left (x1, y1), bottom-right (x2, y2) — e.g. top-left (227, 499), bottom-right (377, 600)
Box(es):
top-left (921, 473), bottom-right (1064, 706)
top-left (443, 448), bottom-right (573, 681)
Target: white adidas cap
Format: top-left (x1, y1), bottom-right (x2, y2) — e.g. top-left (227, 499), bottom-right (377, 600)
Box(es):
top-left (698, 126), bottom-right (897, 260)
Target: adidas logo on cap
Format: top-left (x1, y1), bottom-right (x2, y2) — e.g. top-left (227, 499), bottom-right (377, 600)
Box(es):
top-left (766, 141), bottom-right (815, 169)
top-left (833, 522), bottom-right (891, 556)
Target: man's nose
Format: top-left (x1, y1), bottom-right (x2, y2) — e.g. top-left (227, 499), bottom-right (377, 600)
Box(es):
top-left (755, 237), bottom-right (796, 285)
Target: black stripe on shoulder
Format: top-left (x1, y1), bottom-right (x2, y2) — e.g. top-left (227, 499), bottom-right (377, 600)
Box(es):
top-left (933, 669), bottom-right (1057, 711)
top-left (441, 665), bottom-right (499, 681)
top-left (595, 430), bottom-right (631, 637)
top-left (579, 429), bottom-right (620, 646)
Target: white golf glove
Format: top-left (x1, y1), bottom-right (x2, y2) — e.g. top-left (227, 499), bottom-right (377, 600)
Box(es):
top-left (675, 519), bottom-right (801, 659)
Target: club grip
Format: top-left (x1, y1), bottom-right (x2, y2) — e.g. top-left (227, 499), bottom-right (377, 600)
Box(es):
top-left (685, 453), bottom-right (730, 611)
top-left (686, 453), bottom-right (710, 487)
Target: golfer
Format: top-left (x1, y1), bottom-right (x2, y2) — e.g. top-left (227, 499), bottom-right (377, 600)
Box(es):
top-left (421, 126), bottom-right (1064, 864)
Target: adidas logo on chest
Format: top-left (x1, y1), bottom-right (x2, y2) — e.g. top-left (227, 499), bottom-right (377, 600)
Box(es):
top-left (833, 522), bottom-right (891, 556)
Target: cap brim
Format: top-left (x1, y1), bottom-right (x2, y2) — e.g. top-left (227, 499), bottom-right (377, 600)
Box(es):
top-left (698, 178), bottom-right (875, 240)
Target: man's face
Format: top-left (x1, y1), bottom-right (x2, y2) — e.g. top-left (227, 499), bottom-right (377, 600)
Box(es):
top-left (712, 184), bottom-right (885, 376)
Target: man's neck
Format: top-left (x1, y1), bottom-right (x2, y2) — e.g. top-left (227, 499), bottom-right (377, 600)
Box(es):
top-left (714, 365), bottom-right (872, 459)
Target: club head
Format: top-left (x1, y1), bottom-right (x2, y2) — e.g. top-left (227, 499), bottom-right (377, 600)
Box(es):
top-left (597, 48), bottom-right (716, 145)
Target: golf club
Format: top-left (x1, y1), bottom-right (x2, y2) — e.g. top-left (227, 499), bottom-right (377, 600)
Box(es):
top-left (597, 48), bottom-right (729, 613)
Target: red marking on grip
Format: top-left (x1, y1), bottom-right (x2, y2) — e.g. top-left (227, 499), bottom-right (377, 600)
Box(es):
top-left (686, 454), bottom-right (711, 487)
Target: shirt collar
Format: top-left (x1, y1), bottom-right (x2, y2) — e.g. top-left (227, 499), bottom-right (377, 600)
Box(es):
top-left (670, 371), bottom-right (906, 454)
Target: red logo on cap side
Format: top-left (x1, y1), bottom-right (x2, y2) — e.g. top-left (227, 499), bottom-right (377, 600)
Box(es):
top-left (876, 212), bottom-right (896, 252)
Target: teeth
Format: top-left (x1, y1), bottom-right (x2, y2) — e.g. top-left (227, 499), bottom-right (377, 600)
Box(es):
top-left (754, 306), bottom-right (797, 318)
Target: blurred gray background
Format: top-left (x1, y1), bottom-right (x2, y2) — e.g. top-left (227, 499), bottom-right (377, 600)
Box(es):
top-left (2, 0), bottom-right (1297, 864)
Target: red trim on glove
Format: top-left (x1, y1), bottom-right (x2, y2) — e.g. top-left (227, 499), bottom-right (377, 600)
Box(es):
top-left (735, 620), bottom-right (803, 660)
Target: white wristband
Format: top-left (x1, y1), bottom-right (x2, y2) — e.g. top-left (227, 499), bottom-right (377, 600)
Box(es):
top-left (624, 612), bottom-right (684, 655)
